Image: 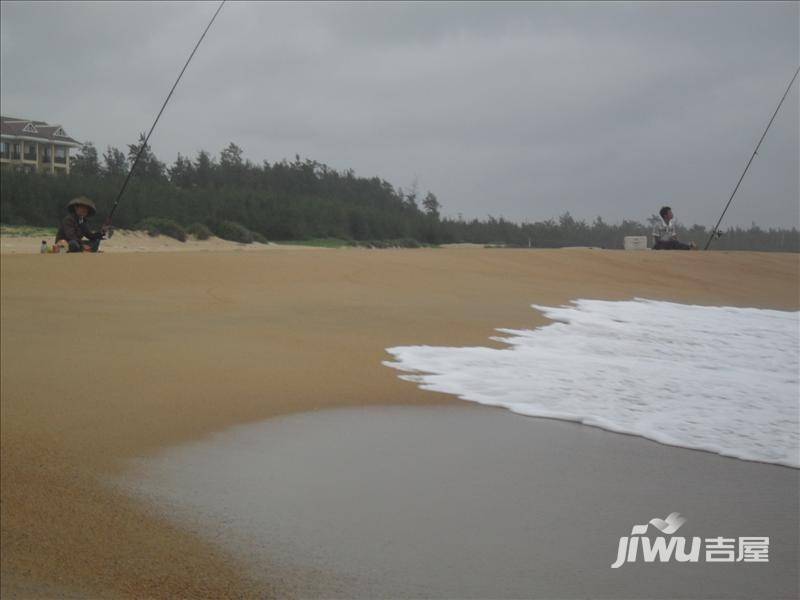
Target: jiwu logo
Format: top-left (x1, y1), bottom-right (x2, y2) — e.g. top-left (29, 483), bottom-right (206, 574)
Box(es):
top-left (611, 512), bottom-right (699, 568)
top-left (611, 513), bottom-right (769, 568)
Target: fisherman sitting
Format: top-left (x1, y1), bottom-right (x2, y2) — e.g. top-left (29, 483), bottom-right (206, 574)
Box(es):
top-left (55, 197), bottom-right (106, 253)
top-left (652, 206), bottom-right (695, 250)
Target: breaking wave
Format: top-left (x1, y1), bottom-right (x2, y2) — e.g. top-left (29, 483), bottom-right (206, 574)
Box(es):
top-left (384, 299), bottom-right (799, 467)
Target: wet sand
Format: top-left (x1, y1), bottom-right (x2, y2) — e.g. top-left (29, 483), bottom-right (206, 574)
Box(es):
top-left (1, 247), bottom-right (798, 597)
top-left (122, 405), bottom-right (800, 599)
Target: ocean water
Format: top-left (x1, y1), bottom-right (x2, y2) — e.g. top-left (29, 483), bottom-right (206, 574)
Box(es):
top-left (120, 406), bottom-right (800, 599)
top-left (384, 299), bottom-right (800, 468)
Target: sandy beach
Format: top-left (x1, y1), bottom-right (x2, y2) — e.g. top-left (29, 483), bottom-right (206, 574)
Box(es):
top-left (0, 229), bottom-right (290, 255)
top-left (1, 243), bottom-right (798, 598)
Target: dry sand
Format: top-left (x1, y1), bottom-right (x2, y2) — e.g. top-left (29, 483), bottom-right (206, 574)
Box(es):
top-left (0, 229), bottom-right (312, 255)
top-left (1, 244), bottom-right (798, 598)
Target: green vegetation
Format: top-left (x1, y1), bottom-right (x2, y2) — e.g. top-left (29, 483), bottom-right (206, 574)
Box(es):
top-left (186, 222), bottom-right (212, 240)
top-left (136, 217), bottom-right (187, 242)
top-left (1, 138), bottom-right (796, 251)
top-left (1, 224), bottom-right (57, 238)
top-left (276, 238), bottom-right (430, 249)
top-left (251, 231), bottom-right (269, 244)
top-left (278, 238), bottom-right (354, 248)
top-left (211, 220), bottom-right (256, 244)
top-left (358, 238), bottom-right (424, 249)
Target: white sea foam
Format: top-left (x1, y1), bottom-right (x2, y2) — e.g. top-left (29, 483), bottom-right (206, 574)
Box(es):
top-left (384, 299), bottom-right (800, 467)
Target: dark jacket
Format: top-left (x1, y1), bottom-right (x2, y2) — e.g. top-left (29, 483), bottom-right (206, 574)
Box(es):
top-left (56, 214), bottom-right (103, 244)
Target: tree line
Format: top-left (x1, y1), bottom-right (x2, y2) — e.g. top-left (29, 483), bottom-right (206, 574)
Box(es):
top-left (0, 138), bottom-right (796, 251)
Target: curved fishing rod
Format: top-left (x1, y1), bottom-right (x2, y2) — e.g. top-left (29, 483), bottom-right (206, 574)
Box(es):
top-left (104, 0), bottom-right (226, 227)
top-left (704, 66), bottom-right (800, 250)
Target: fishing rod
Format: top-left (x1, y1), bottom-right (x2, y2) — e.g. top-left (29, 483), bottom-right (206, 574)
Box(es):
top-left (104, 0), bottom-right (226, 229)
top-left (704, 66), bottom-right (800, 250)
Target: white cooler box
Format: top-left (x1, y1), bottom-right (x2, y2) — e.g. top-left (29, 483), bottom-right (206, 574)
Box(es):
top-left (624, 236), bottom-right (649, 250)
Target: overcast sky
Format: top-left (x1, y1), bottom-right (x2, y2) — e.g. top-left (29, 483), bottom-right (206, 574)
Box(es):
top-left (1, 1), bottom-right (797, 227)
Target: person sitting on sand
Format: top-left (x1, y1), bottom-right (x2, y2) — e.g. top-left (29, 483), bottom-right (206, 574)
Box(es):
top-left (652, 206), bottom-right (695, 250)
top-left (55, 197), bottom-right (106, 253)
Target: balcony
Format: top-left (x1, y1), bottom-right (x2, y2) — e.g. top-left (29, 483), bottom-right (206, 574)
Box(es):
top-left (42, 154), bottom-right (52, 164)
top-left (54, 146), bottom-right (67, 164)
top-left (23, 151), bottom-right (37, 161)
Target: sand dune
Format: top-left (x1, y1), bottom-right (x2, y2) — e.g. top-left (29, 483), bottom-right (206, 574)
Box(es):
top-left (1, 246), bottom-right (797, 597)
top-left (0, 229), bottom-right (317, 255)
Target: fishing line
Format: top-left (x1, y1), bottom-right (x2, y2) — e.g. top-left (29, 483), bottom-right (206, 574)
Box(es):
top-left (704, 66), bottom-right (799, 250)
top-left (105, 0), bottom-right (226, 227)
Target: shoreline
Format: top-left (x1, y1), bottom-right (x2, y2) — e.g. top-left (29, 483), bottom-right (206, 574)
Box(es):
top-left (121, 404), bottom-right (799, 599)
top-left (2, 247), bottom-right (798, 597)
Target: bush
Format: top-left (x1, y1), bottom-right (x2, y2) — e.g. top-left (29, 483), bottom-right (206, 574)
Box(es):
top-left (252, 231), bottom-right (269, 244)
top-left (136, 218), bottom-right (187, 242)
top-left (187, 222), bottom-right (212, 240)
top-left (212, 220), bottom-right (254, 244)
top-left (356, 238), bottom-right (423, 249)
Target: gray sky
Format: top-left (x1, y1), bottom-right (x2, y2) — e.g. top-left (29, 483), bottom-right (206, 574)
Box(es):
top-left (2, 1), bottom-right (798, 227)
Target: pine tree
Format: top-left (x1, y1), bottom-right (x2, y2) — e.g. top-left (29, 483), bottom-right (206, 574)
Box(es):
top-left (169, 153), bottom-right (196, 188)
top-left (127, 133), bottom-right (166, 180)
top-left (102, 146), bottom-right (128, 177)
top-left (71, 142), bottom-right (100, 177)
top-left (423, 191), bottom-right (441, 217)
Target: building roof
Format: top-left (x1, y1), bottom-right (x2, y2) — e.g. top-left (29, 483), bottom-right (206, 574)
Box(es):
top-left (0, 116), bottom-right (82, 146)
